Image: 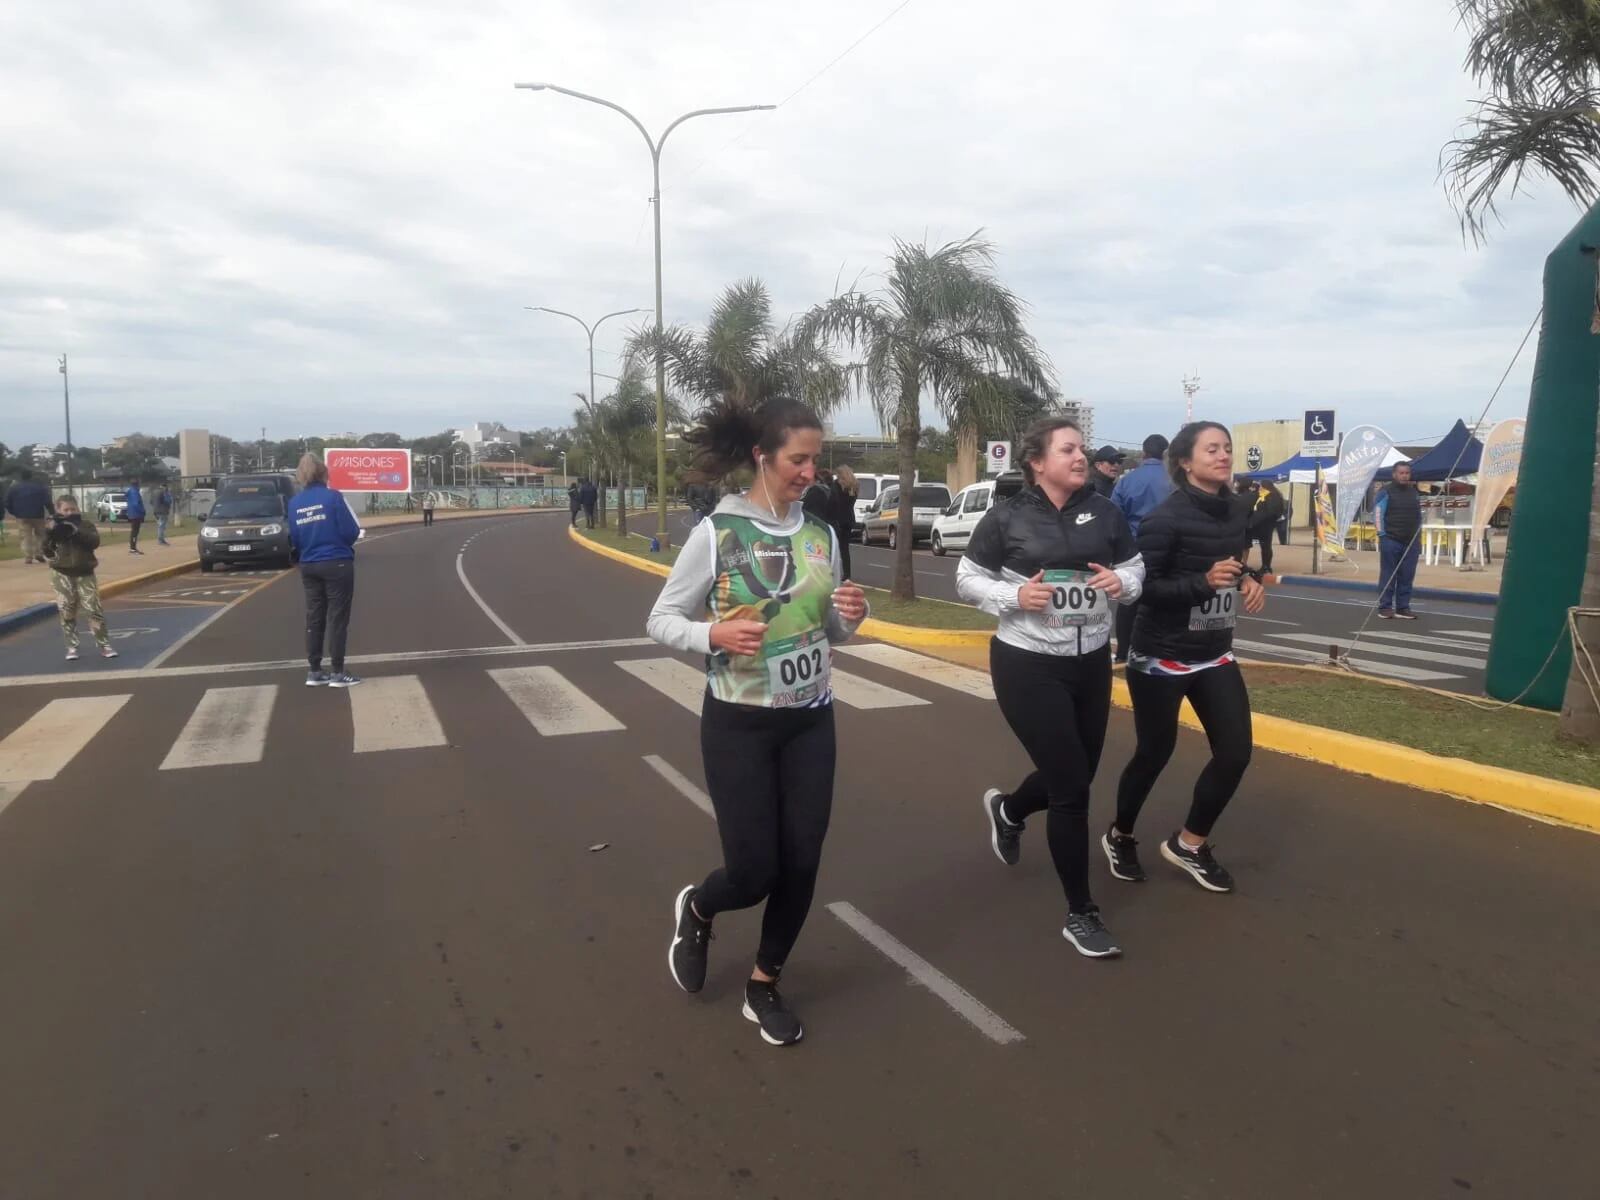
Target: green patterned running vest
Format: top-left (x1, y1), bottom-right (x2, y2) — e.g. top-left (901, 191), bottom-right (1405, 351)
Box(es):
top-left (704, 511), bottom-right (838, 707)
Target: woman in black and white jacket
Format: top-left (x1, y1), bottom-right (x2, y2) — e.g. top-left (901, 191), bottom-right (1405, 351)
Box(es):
top-left (958, 417), bottom-right (1144, 959)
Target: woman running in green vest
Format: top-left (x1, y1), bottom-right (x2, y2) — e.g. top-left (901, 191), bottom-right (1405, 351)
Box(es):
top-left (647, 398), bottom-right (868, 1047)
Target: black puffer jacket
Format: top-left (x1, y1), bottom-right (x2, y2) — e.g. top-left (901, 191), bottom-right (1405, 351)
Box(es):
top-left (1131, 482), bottom-right (1255, 662)
top-left (966, 485), bottom-right (1137, 579)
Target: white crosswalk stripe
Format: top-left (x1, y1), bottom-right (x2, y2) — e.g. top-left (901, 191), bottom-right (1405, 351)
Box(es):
top-left (0, 695), bottom-right (131, 783)
top-left (489, 665), bottom-right (625, 736)
top-left (349, 675), bottom-right (447, 753)
top-left (1232, 638), bottom-right (1461, 682)
top-left (1266, 633), bottom-right (1486, 670)
top-left (160, 685), bottom-right (278, 770)
top-left (1357, 630), bottom-right (1489, 653)
top-left (829, 669), bottom-right (929, 709)
top-left (616, 658), bottom-right (705, 713)
top-left (1438, 629), bottom-right (1492, 640)
top-left (834, 644), bottom-right (994, 699)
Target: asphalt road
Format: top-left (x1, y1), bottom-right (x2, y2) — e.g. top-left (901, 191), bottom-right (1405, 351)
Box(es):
top-left (849, 539), bottom-right (1496, 693)
top-left (0, 510), bottom-right (1592, 1199)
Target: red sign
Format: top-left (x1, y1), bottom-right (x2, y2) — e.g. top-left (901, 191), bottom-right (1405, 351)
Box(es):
top-left (324, 447), bottom-right (413, 492)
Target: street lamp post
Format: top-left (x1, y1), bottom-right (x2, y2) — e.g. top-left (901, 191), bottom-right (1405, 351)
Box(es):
top-left (57, 353), bottom-right (73, 483)
top-left (514, 83), bottom-right (774, 547)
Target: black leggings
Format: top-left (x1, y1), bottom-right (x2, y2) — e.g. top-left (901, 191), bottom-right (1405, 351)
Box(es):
top-left (832, 522), bottom-right (853, 580)
top-left (695, 695), bottom-right (836, 976)
top-left (1250, 533), bottom-right (1274, 574)
top-left (1115, 662), bottom-right (1253, 839)
top-left (990, 638), bottom-right (1112, 912)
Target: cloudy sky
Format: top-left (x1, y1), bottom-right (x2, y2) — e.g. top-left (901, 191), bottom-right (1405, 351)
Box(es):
top-left (0, 0), bottom-right (1580, 450)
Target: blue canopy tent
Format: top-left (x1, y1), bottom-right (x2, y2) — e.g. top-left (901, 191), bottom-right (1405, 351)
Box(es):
top-left (1239, 452), bottom-right (1335, 482)
top-left (1384, 419), bottom-right (1482, 482)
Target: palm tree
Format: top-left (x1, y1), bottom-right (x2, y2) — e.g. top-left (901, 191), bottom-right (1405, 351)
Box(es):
top-left (625, 277), bottom-right (848, 421)
top-left (797, 233), bottom-right (1053, 601)
top-left (1444, 0), bottom-right (1600, 737)
top-left (598, 364), bottom-right (664, 536)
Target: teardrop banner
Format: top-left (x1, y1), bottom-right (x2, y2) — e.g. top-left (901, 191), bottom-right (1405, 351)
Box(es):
top-left (1469, 419), bottom-right (1525, 554)
top-left (1333, 425), bottom-right (1396, 547)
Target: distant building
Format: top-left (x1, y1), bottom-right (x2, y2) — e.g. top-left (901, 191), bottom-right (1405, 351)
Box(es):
top-left (29, 445), bottom-right (56, 468)
top-left (1058, 399), bottom-right (1094, 447)
top-left (455, 421), bottom-right (522, 461)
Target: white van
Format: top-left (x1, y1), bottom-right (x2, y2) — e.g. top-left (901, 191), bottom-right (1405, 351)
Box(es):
top-left (930, 472), bottom-right (1026, 555)
top-left (849, 474), bottom-right (887, 538)
top-left (862, 481), bottom-right (953, 548)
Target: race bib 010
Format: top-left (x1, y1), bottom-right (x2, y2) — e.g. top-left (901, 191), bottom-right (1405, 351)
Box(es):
top-left (1189, 587), bottom-right (1240, 631)
top-left (765, 627), bottom-right (831, 707)
top-left (1042, 569), bottom-right (1109, 630)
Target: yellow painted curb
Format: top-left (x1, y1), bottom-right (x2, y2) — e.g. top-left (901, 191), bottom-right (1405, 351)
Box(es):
top-left (99, 558), bottom-right (200, 598)
top-left (568, 524), bottom-right (671, 577)
top-left (1108, 677), bottom-right (1600, 835)
top-left (856, 617), bottom-right (990, 650)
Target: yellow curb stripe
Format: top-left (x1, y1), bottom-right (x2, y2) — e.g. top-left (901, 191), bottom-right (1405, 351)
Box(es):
top-left (568, 519), bottom-right (1600, 832)
top-left (98, 559), bottom-right (200, 598)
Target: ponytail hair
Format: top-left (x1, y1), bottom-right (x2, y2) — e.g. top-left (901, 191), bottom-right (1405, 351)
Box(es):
top-left (684, 398), bottom-right (823, 479)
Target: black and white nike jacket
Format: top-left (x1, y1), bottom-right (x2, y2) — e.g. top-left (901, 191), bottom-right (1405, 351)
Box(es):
top-left (956, 484), bottom-right (1144, 657)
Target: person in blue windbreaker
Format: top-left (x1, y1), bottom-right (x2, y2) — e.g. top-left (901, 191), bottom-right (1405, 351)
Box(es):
top-left (124, 480), bottom-right (147, 555)
top-left (288, 454), bottom-right (364, 688)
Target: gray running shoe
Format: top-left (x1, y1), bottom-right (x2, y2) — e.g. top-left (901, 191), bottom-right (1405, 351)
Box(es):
top-left (983, 788), bottom-right (1022, 866)
top-left (326, 672), bottom-right (363, 688)
top-left (1160, 834), bottom-right (1235, 893)
top-left (1062, 908), bottom-right (1122, 958)
top-left (305, 671), bottom-right (331, 687)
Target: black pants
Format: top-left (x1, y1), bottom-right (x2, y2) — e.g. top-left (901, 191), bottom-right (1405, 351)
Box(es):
top-left (832, 523), bottom-right (853, 580)
top-left (128, 518), bottom-right (142, 551)
top-left (990, 638), bottom-right (1112, 912)
top-left (1116, 662), bottom-right (1253, 839)
top-left (570, 503), bottom-right (581, 526)
top-left (1114, 602), bottom-right (1136, 663)
top-left (695, 695), bottom-right (836, 976)
top-left (300, 559), bottom-right (355, 673)
top-left (422, 508), bottom-right (434, 526)
top-left (583, 503), bottom-right (596, 529)
top-left (1250, 532), bottom-right (1274, 574)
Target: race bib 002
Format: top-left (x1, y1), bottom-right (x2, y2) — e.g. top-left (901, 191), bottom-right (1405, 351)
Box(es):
top-left (765, 627), bottom-right (831, 707)
top-left (1189, 587), bottom-right (1240, 631)
top-left (1042, 569), bottom-right (1109, 630)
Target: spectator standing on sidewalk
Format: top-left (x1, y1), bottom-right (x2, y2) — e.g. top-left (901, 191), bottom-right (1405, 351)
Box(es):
top-left (153, 483), bottom-right (174, 545)
top-left (1375, 461), bottom-right (1422, 620)
top-left (1089, 445), bottom-right (1124, 499)
top-left (1109, 434), bottom-right (1174, 663)
top-left (124, 479), bottom-right (147, 554)
top-left (568, 481), bottom-right (581, 526)
top-left (579, 477), bottom-right (598, 529)
top-left (42, 494), bottom-right (117, 662)
top-left (4, 469), bottom-right (53, 563)
top-left (288, 453), bottom-right (364, 688)
top-left (421, 491), bottom-right (436, 526)
top-left (1245, 480), bottom-right (1285, 575)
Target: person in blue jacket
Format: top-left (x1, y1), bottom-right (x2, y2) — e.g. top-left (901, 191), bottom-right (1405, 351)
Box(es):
top-left (1109, 434), bottom-right (1175, 662)
top-left (124, 480), bottom-right (147, 554)
top-left (288, 454), bottom-right (364, 688)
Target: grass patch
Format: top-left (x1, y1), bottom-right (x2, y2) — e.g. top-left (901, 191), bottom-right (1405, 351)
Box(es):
top-left (574, 524), bottom-right (994, 631)
top-left (1242, 665), bottom-right (1600, 789)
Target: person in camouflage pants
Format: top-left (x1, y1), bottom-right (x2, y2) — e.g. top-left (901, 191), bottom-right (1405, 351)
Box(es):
top-left (43, 495), bottom-right (116, 660)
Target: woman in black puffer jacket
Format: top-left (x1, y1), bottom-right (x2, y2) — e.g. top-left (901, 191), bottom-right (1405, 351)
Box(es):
top-left (1105, 421), bottom-right (1266, 895)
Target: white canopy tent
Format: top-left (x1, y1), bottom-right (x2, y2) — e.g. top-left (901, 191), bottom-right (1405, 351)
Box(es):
top-left (1288, 445), bottom-right (1409, 485)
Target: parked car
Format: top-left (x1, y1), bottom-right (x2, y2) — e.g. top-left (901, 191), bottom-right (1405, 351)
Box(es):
top-left (849, 474), bottom-right (886, 539)
top-left (930, 472), bottom-right (1026, 555)
top-left (198, 475), bottom-right (298, 571)
top-left (861, 482), bottom-right (953, 548)
top-left (95, 493), bottom-right (129, 523)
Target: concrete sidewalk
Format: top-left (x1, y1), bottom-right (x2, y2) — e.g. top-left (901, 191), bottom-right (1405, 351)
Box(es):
top-left (0, 506), bottom-right (557, 620)
top-left (1260, 532), bottom-right (1503, 596)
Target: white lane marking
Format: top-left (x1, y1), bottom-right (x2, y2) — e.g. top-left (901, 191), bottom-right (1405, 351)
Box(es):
top-left (349, 675), bottom-right (447, 753)
top-left (489, 666), bottom-right (625, 736)
top-left (1233, 638), bottom-right (1462, 682)
top-left (1268, 591), bottom-right (1495, 621)
top-left (1357, 630), bottom-right (1490, 653)
top-left (830, 670), bottom-right (929, 709)
top-left (826, 901), bottom-right (1025, 1046)
top-left (1437, 629), bottom-right (1492, 640)
top-left (456, 546), bottom-right (526, 646)
top-left (1237, 614), bottom-right (1299, 627)
top-left (0, 637), bottom-right (659, 690)
top-left (642, 754), bottom-right (715, 819)
top-left (617, 658), bottom-right (705, 714)
top-left (835, 644), bottom-right (994, 699)
top-left (147, 577), bottom-right (283, 670)
top-left (0, 695), bottom-right (131, 783)
top-left (160, 685), bottom-right (278, 770)
top-left (1267, 633), bottom-right (1486, 670)
top-left (0, 782), bottom-right (27, 818)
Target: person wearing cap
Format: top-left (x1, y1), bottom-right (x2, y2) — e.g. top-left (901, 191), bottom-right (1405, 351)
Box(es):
top-left (1089, 445), bottom-right (1124, 499)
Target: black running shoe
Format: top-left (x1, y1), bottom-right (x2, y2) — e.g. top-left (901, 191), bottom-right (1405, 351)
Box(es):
top-left (1101, 827), bottom-right (1146, 882)
top-left (668, 885), bottom-right (712, 994)
top-left (1160, 834), bottom-right (1235, 893)
top-left (1061, 908), bottom-right (1122, 958)
top-left (983, 788), bottom-right (1022, 866)
top-left (742, 978), bottom-right (803, 1046)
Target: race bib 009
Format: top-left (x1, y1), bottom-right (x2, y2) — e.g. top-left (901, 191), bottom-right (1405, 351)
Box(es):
top-left (765, 627), bottom-right (831, 707)
top-left (1042, 569), bottom-right (1110, 630)
top-left (1189, 587), bottom-right (1240, 631)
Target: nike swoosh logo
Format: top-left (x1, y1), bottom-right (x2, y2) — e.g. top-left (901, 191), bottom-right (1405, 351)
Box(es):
top-left (1076, 513), bottom-right (1095, 524)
